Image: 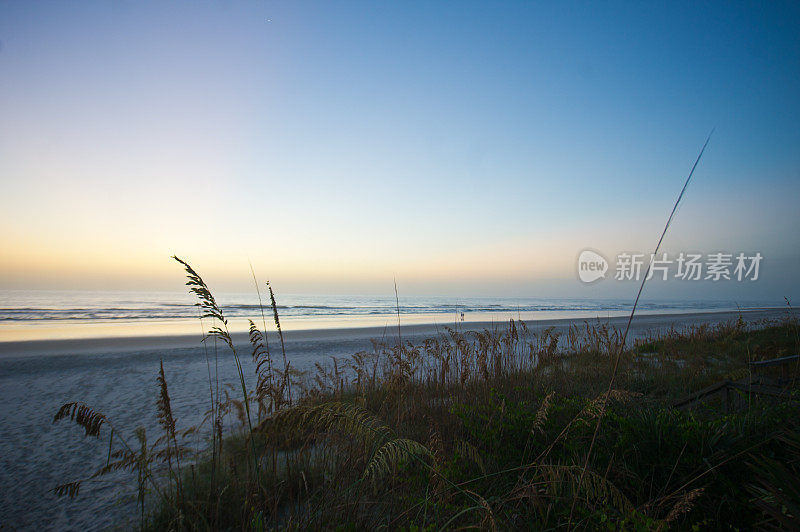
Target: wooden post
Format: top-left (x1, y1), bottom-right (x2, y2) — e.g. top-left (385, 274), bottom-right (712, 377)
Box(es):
top-left (725, 385), bottom-right (732, 413)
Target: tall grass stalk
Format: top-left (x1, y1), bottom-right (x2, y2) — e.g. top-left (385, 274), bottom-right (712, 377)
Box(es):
top-left (569, 130), bottom-right (714, 525)
top-left (172, 256), bottom-right (260, 482)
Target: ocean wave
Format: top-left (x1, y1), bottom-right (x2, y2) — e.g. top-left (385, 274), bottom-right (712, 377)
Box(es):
top-left (0, 299), bottom-right (748, 322)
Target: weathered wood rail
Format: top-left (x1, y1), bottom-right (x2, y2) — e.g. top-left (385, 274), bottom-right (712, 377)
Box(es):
top-left (672, 354), bottom-right (798, 411)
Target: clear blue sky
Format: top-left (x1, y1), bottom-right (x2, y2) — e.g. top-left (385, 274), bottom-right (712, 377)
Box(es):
top-left (0, 1), bottom-right (798, 301)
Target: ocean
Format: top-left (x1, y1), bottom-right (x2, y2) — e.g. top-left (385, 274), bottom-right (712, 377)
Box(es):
top-left (0, 290), bottom-right (775, 342)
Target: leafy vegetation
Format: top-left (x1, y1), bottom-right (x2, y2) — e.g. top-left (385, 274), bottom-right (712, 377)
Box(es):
top-left (51, 261), bottom-right (800, 530)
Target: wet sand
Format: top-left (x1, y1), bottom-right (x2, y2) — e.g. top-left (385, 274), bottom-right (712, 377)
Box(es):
top-left (0, 307), bottom-right (786, 357)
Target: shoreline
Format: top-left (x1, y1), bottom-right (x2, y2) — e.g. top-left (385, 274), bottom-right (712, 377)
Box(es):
top-left (0, 307), bottom-right (787, 358)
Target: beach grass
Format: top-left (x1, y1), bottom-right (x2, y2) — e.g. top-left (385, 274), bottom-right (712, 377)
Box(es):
top-left (50, 264), bottom-right (800, 530)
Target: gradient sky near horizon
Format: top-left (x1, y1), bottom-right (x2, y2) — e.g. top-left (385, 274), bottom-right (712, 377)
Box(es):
top-left (1, 1), bottom-right (798, 301)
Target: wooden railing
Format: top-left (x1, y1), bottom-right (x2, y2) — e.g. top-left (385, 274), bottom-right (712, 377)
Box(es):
top-left (672, 354), bottom-right (798, 411)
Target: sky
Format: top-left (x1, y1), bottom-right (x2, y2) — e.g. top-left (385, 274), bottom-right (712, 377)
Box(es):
top-left (0, 1), bottom-right (798, 301)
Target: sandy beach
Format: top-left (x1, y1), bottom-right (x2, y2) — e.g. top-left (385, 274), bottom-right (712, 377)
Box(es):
top-left (0, 307), bottom-right (785, 358)
top-left (0, 306), bottom-right (789, 529)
